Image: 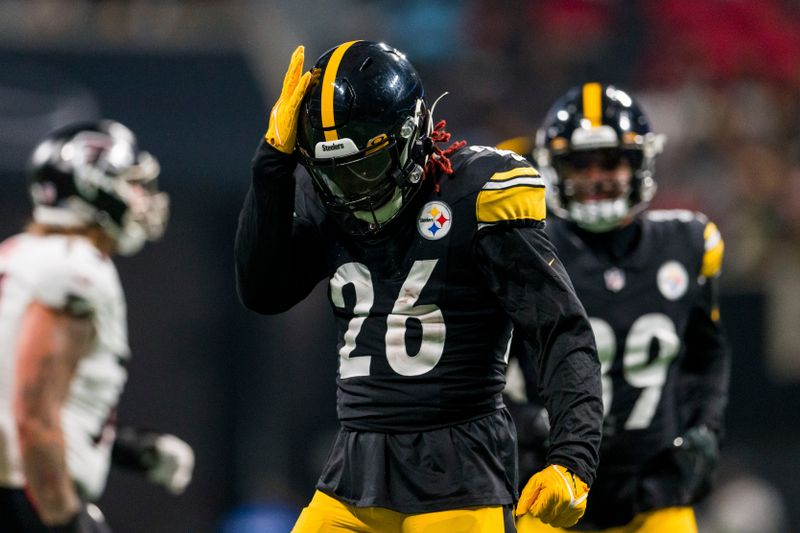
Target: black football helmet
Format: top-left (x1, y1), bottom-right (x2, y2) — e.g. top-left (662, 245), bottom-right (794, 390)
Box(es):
top-left (27, 119), bottom-right (169, 255)
top-left (534, 83), bottom-right (665, 232)
top-left (296, 40), bottom-right (433, 236)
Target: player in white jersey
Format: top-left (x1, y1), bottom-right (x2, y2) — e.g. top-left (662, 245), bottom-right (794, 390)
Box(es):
top-left (0, 120), bottom-right (193, 532)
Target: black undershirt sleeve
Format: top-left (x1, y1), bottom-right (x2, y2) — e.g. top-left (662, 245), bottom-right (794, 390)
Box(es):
top-left (235, 139), bottom-right (327, 314)
top-left (111, 426), bottom-right (160, 473)
top-left (680, 276), bottom-right (730, 438)
top-left (474, 223), bottom-right (603, 485)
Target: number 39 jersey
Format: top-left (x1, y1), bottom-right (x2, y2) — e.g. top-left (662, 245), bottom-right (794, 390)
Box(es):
top-left (545, 211), bottom-right (726, 473)
top-left (0, 233), bottom-right (129, 500)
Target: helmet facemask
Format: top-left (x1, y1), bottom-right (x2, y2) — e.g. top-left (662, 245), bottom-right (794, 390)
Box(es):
top-left (300, 101), bottom-right (430, 236)
top-left (552, 148), bottom-right (635, 232)
top-left (111, 153), bottom-right (169, 255)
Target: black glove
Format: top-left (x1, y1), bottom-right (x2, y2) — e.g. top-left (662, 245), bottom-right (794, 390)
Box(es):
top-left (50, 503), bottom-right (112, 533)
top-left (112, 427), bottom-right (194, 495)
top-left (672, 425), bottom-right (719, 504)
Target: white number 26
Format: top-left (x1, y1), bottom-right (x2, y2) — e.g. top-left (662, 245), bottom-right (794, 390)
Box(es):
top-left (330, 260), bottom-right (446, 378)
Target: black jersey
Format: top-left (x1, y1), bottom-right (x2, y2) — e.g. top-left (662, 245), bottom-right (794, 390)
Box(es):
top-left (236, 140), bottom-right (602, 512)
top-left (538, 211), bottom-right (729, 529)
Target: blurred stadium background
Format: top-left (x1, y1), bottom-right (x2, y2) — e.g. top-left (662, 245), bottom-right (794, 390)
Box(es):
top-left (1, 1), bottom-right (798, 532)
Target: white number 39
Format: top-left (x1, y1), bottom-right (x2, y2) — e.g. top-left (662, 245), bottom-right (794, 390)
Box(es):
top-left (590, 313), bottom-right (680, 430)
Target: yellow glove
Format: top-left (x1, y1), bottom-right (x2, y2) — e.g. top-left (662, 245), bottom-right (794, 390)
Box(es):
top-left (265, 45), bottom-right (316, 154)
top-left (516, 464), bottom-right (589, 528)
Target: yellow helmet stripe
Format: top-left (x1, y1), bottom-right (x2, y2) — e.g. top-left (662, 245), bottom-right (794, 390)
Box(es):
top-left (582, 82), bottom-right (603, 127)
top-left (321, 40), bottom-right (360, 141)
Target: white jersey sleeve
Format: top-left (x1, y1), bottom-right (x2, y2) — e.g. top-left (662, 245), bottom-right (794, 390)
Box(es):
top-left (31, 236), bottom-right (106, 315)
top-left (0, 233), bottom-right (129, 499)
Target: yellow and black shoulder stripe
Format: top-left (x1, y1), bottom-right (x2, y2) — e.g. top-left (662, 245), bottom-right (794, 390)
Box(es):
top-left (476, 166), bottom-right (546, 225)
top-left (701, 221), bottom-right (724, 278)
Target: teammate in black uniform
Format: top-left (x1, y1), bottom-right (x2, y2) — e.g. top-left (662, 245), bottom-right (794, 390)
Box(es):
top-left (235, 41), bottom-right (604, 532)
top-left (501, 83), bottom-right (730, 532)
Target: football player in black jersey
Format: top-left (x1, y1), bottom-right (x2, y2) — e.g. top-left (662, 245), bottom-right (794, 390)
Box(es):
top-left (500, 83), bottom-right (731, 533)
top-left (235, 41), bottom-right (604, 532)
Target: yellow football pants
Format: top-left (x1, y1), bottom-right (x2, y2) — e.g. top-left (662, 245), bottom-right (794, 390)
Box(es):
top-left (516, 506), bottom-right (697, 533)
top-left (292, 490), bottom-right (509, 533)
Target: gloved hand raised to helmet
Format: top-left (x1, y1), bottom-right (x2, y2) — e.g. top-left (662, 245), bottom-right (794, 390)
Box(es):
top-left (265, 45), bottom-right (318, 154)
top-left (516, 464), bottom-right (590, 528)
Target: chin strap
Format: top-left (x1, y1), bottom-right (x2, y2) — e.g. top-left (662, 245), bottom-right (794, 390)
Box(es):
top-left (424, 120), bottom-right (467, 193)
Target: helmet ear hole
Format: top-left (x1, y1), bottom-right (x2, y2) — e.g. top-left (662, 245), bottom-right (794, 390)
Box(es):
top-left (358, 57), bottom-right (373, 71)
